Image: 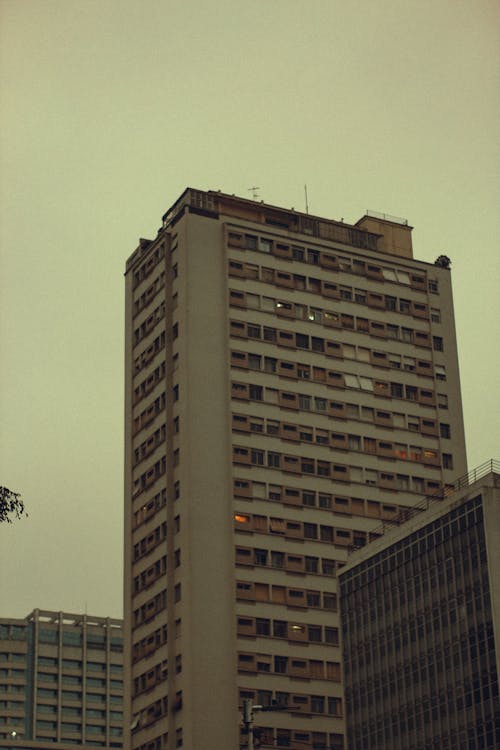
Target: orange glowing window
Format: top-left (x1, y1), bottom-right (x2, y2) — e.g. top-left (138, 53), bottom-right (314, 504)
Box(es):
top-left (234, 514), bottom-right (250, 524)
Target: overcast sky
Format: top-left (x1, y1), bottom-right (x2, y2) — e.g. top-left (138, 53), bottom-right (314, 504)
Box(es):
top-left (1, 0), bottom-right (499, 620)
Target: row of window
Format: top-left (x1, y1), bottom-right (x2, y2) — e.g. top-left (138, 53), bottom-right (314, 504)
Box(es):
top-left (132, 393), bottom-right (166, 438)
top-left (239, 685), bottom-right (343, 719)
top-left (132, 245), bottom-right (165, 290)
top-left (235, 511), bottom-right (372, 549)
top-left (133, 590), bottom-right (167, 629)
top-left (231, 350), bottom-right (441, 408)
top-left (227, 228), bottom-right (428, 292)
top-left (133, 332), bottom-right (165, 377)
top-left (37, 679), bottom-right (122, 692)
top-left (232, 412), bottom-right (447, 467)
top-left (229, 283), bottom-right (436, 338)
top-left (228, 255), bottom-right (437, 319)
top-left (133, 660), bottom-right (168, 697)
top-left (239, 725), bottom-right (344, 750)
top-left (133, 271), bottom-right (165, 318)
top-left (231, 315), bottom-right (438, 359)
top-left (132, 625), bottom-right (168, 664)
top-left (233, 445), bottom-right (444, 493)
top-left (233, 477), bottom-right (420, 517)
top-left (133, 362), bottom-right (166, 407)
top-left (132, 456), bottom-right (166, 498)
top-left (134, 733), bottom-right (168, 750)
top-left (0, 668), bottom-right (24, 678)
top-left (238, 651), bottom-right (340, 681)
top-left (34, 690), bottom-right (122, 704)
top-left (238, 614), bottom-right (338, 645)
top-left (34, 719), bottom-right (122, 735)
top-left (133, 303), bottom-right (165, 348)
top-left (0, 653), bottom-right (25, 662)
top-left (340, 499), bottom-right (484, 593)
top-left (0, 626), bottom-right (26, 641)
top-left (231, 318), bottom-right (445, 383)
top-left (232, 381), bottom-right (451, 437)
top-left (133, 522), bottom-right (167, 562)
top-left (132, 489), bottom-right (167, 531)
top-left (236, 545), bottom-right (340, 577)
top-left (0, 699), bottom-right (24, 709)
top-left (236, 580), bottom-right (337, 611)
top-left (37, 658), bottom-right (121, 673)
top-left (131, 695), bottom-right (173, 732)
top-left (133, 426), bottom-right (166, 468)
top-left (133, 556), bottom-right (167, 595)
top-left (36, 706), bottom-right (121, 720)
top-left (347, 639), bottom-right (496, 702)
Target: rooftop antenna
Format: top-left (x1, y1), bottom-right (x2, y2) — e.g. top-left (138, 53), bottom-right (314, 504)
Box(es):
top-left (248, 186), bottom-right (260, 200)
top-left (304, 184), bottom-right (309, 214)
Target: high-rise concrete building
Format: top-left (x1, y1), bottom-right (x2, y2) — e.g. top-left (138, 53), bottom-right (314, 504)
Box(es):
top-left (339, 461), bottom-right (500, 750)
top-left (124, 188), bottom-right (467, 750)
top-left (0, 609), bottom-right (123, 749)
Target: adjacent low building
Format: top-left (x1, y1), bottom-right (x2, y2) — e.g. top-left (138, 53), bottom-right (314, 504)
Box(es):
top-left (0, 609), bottom-right (123, 749)
top-left (339, 460), bottom-right (500, 750)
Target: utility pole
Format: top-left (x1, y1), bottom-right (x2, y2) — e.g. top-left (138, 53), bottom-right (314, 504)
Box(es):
top-left (242, 699), bottom-right (255, 750)
top-left (241, 699), bottom-right (284, 749)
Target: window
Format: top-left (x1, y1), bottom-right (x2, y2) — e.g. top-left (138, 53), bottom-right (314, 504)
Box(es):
top-left (391, 383), bottom-right (403, 398)
top-left (264, 356), bottom-right (277, 373)
top-left (271, 551), bottom-right (285, 569)
top-left (443, 453), bottom-right (453, 469)
top-left (430, 308), bottom-right (441, 322)
top-left (267, 452), bottom-right (280, 468)
top-left (248, 354), bottom-right (261, 370)
top-left (440, 423), bottom-right (451, 439)
top-left (318, 494), bottom-right (331, 509)
top-left (435, 365), bottom-right (446, 380)
top-left (433, 335), bottom-right (444, 351)
top-left (296, 333), bottom-right (309, 349)
top-left (322, 559), bottom-right (336, 576)
top-left (311, 695), bottom-right (325, 713)
top-left (340, 286), bottom-right (352, 300)
top-left (438, 393), bottom-right (448, 409)
top-left (305, 307), bottom-right (321, 324)
top-left (249, 384), bottom-right (263, 400)
top-left (299, 394), bottom-right (311, 410)
top-left (256, 618), bottom-right (270, 636)
top-left (324, 627), bottom-right (338, 645)
top-left (303, 523), bottom-right (317, 539)
top-left (428, 278), bottom-right (439, 293)
top-left (254, 549), bottom-right (267, 566)
top-left (305, 557), bottom-right (319, 573)
top-left (251, 449), bottom-right (264, 465)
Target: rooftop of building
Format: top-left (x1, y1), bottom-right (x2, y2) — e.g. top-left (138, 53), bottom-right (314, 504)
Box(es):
top-left (126, 187), bottom-right (423, 271)
top-left (339, 458), bottom-right (500, 575)
top-left (0, 609), bottom-right (123, 629)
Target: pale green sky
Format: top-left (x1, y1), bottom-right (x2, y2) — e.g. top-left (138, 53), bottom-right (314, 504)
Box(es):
top-left (1, 0), bottom-right (499, 618)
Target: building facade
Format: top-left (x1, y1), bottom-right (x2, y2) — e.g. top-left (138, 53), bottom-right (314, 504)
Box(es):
top-left (339, 462), bottom-right (500, 750)
top-left (0, 609), bottom-right (123, 749)
top-left (124, 188), bottom-right (467, 750)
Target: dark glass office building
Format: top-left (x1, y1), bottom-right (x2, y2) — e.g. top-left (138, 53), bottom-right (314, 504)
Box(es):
top-left (339, 464), bottom-right (500, 750)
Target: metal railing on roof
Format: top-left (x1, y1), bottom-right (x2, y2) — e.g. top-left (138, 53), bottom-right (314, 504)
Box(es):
top-left (365, 209), bottom-right (409, 226)
top-left (349, 458), bottom-right (500, 554)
